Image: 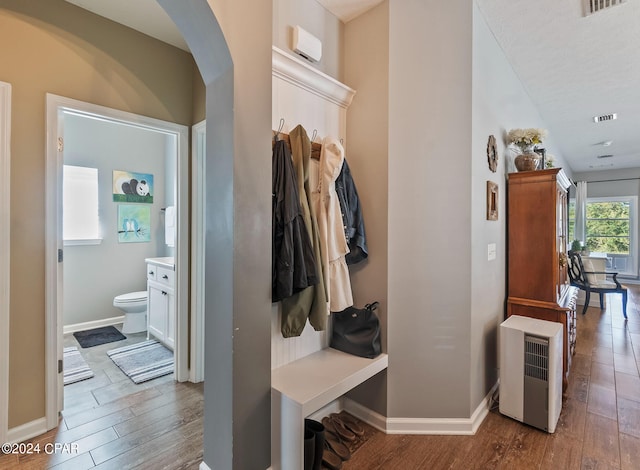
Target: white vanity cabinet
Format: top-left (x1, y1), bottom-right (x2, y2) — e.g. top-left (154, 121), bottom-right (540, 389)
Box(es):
top-left (145, 257), bottom-right (175, 350)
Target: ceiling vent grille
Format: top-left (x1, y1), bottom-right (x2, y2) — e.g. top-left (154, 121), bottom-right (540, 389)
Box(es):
top-left (584, 0), bottom-right (627, 16)
top-left (593, 113), bottom-right (617, 123)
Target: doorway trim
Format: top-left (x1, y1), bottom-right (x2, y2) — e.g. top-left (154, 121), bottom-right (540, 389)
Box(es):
top-left (0, 81), bottom-right (11, 444)
top-left (190, 119), bottom-right (206, 383)
top-left (45, 94), bottom-right (190, 427)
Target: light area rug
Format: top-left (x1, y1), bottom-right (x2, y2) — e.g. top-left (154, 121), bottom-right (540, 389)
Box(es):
top-left (107, 339), bottom-right (174, 384)
top-left (63, 346), bottom-right (94, 385)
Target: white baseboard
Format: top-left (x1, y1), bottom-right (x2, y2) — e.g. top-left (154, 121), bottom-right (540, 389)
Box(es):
top-left (336, 381), bottom-right (498, 436)
top-left (470, 381), bottom-right (499, 434)
top-left (200, 459), bottom-right (270, 469)
top-left (386, 416), bottom-right (474, 435)
top-left (269, 384), bottom-right (499, 468)
top-left (63, 316), bottom-right (124, 335)
top-left (7, 417), bottom-right (48, 444)
top-left (385, 381), bottom-right (498, 435)
top-left (342, 397), bottom-right (388, 432)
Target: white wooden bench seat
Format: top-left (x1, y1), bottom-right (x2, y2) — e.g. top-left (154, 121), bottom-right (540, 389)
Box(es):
top-left (271, 348), bottom-right (388, 470)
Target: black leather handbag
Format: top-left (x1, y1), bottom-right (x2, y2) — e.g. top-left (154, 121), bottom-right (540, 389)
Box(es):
top-left (330, 302), bottom-right (381, 359)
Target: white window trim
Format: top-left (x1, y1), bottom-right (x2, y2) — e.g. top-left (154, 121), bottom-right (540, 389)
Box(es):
top-left (63, 238), bottom-right (103, 246)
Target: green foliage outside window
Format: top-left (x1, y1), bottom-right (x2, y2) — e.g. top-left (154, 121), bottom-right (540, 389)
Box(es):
top-left (568, 201), bottom-right (575, 244)
top-left (585, 201), bottom-right (630, 254)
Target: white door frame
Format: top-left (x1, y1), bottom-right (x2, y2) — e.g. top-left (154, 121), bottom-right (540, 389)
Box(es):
top-left (190, 120), bottom-right (206, 383)
top-left (45, 94), bottom-right (190, 427)
top-left (0, 81), bottom-right (11, 444)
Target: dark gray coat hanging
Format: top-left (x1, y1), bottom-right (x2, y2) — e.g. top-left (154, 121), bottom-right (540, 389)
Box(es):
top-left (335, 159), bottom-right (368, 265)
top-left (272, 139), bottom-right (318, 302)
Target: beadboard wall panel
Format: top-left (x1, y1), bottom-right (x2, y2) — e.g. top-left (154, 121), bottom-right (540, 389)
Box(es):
top-left (271, 46), bottom-right (355, 369)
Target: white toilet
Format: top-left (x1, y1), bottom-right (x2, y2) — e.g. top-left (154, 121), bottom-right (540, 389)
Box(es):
top-left (113, 291), bottom-right (148, 334)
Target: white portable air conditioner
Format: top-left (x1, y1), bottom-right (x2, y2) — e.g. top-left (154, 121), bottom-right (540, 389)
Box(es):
top-left (499, 315), bottom-right (563, 433)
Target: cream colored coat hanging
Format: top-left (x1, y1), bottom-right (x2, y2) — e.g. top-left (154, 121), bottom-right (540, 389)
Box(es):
top-left (310, 136), bottom-right (353, 312)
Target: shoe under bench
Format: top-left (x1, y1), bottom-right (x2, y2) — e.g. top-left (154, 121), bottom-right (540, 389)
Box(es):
top-left (271, 347), bottom-right (388, 470)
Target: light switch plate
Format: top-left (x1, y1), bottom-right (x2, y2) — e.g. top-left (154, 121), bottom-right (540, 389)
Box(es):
top-left (488, 243), bottom-right (496, 261)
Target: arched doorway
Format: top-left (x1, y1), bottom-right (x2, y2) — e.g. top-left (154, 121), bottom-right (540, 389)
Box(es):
top-left (2, 0), bottom-right (272, 467)
top-left (156, 2), bottom-right (273, 469)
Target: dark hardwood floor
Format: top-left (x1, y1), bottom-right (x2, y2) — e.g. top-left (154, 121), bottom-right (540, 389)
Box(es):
top-left (342, 286), bottom-right (640, 469)
top-left (2, 287), bottom-right (639, 469)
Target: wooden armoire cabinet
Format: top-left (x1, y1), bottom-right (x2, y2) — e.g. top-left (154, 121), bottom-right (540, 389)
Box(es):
top-left (506, 168), bottom-right (578, 388)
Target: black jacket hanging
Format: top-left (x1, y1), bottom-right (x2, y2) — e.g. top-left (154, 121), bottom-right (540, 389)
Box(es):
top-left (272, 139), bottom-right (318, 302)
top-left (335, 158), bottom-right (368, 265)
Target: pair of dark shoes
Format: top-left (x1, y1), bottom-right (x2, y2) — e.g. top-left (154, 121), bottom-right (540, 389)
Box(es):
top-left (320, 413), bottom-right (366, 469)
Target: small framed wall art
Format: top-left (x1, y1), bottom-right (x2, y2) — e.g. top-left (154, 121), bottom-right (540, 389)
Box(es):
top-left (117, 204), bottom-right (151, 243)
top-left (113, 170), bottom-right (154, 203)
top-left (487, 181), bottom-right (498, 221)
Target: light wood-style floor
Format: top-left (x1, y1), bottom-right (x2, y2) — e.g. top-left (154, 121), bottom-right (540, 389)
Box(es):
top-left (0, 329), bottom-right (202, 469)
top-left (3, 287), bottom-right (639, 469)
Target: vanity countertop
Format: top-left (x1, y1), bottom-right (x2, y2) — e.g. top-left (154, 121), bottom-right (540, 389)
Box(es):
top-left (145, 257), bottom-right (175, 269)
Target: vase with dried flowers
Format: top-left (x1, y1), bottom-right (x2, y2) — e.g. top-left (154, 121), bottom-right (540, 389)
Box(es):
top-left (507, 128), bottom-right (548, 171)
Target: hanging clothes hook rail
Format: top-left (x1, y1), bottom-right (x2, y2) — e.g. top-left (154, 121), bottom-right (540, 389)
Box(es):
top-left (272, 125), bottom-right (322, 160)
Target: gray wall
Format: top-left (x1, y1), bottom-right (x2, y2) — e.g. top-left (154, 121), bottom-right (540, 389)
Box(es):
top-left (63, 113), bottom-right (170, 326)
top-left (158, 0), bottom-right (273, 468)
top-left (387, 0), bottom-right (474, 419)
top-left (383, 0), bottom-right (569, 420)
top-left (206, 0), bottom-right (272, 466)
top-left (471, 3), bottom-right (573, 409)
top-left (343, 0), bottom-right (389, 415)
top-left (471, 3), bottom-right (506, 414)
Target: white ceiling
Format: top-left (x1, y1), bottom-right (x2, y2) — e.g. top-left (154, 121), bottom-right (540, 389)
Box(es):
top-left (64, 0), bottom-right (640, 173)
top-left (475, 0), bottom-right (640, 173)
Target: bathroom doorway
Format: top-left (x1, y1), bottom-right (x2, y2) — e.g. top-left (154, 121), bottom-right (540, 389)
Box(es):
top-left (46, 94), bottom-right (190, 419)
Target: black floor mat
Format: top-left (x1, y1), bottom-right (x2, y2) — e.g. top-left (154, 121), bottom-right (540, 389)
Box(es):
top-left (73, 326), bottom-right (126, 348)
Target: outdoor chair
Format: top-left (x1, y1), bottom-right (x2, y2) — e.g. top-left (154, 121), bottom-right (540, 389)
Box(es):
top-left (567, 250), bottom-right (627, 318)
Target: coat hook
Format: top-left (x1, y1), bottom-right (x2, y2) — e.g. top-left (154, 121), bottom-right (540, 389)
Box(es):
top-left (311, 129), bottom-right (318, 143)
top-left (275, 118), bottom-right (285, 141)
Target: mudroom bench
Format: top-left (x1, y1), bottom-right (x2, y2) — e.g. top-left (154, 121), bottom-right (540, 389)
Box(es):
top-left (271, 348), bottom-right (388, 470)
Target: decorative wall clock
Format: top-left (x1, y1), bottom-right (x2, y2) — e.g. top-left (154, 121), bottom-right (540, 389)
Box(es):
top-left (487, 135), bottom-right (498, 172)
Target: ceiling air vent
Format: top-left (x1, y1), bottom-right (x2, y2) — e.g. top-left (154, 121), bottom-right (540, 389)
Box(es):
top-left (596, 154), bottom-right (614, 159)
top-left (584, 0), bottom-right (627, 16)
top-left (593, 113), bottom-right (617, 123)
